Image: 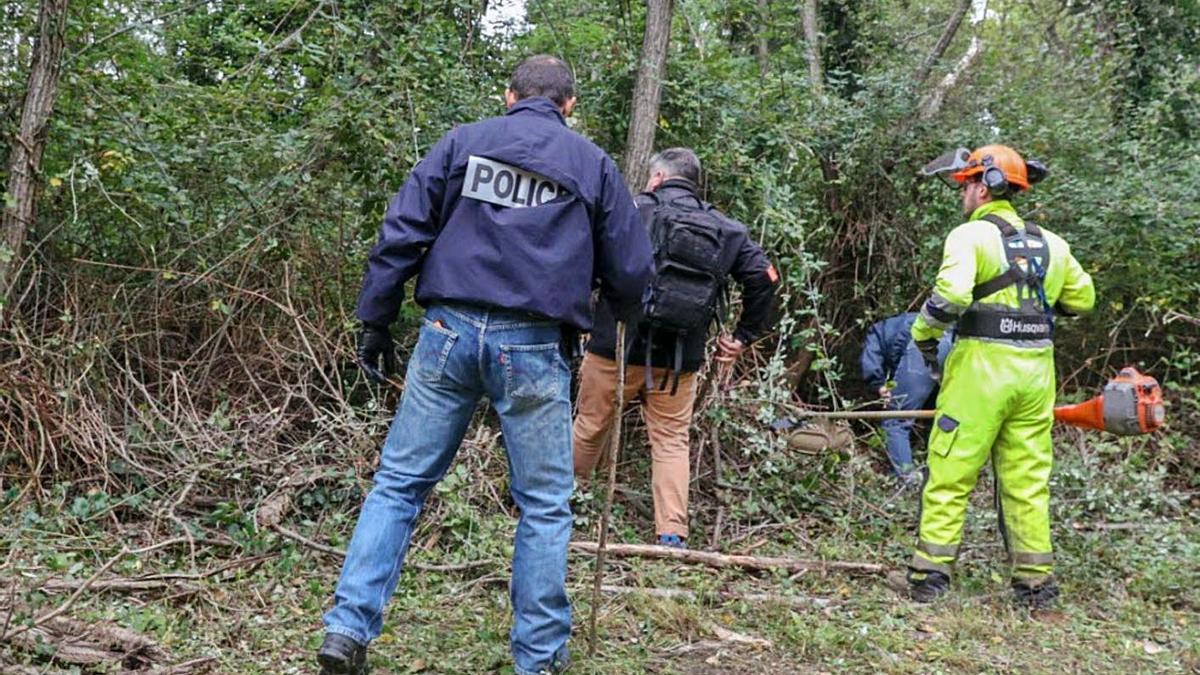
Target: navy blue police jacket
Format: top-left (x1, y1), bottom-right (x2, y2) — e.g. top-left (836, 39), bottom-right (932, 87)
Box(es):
top-left (356, 96), bottom-right (654, 331)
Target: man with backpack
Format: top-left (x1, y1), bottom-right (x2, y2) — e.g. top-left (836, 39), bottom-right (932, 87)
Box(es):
top-left (573, 148), bottom-right (779, 549)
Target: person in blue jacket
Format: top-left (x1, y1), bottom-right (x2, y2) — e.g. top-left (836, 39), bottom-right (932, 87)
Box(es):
top-left (317, 55), bottom-right (654, 675)
top-left (860, 312), bottom-right (953, 483)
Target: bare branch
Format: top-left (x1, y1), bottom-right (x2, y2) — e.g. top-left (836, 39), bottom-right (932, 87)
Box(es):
top-left (914, 0), bottom-right (973, 86)
top-left (918, 36), bottom-right (984, 120)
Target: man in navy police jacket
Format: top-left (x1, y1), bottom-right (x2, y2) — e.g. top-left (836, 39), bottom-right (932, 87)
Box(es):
top-left (318, 55), bottom-right (653, 675)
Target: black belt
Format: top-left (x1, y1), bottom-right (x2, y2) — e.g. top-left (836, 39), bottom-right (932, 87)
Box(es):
top-left (958, 309), bottom-right (1053, 341)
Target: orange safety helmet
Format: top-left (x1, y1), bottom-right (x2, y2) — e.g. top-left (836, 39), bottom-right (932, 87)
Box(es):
top-left (920, 144), bottom-right (1048, 194)
top-left (951, 144), bottom-right (1030, 190)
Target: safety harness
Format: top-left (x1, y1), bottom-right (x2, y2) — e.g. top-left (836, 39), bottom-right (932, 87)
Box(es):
top-left (957, 214), bottom-right (1055, 342)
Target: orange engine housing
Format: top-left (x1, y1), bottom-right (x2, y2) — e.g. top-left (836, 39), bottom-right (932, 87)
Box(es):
top-left (1054, 367), bottom-right (1165, 436)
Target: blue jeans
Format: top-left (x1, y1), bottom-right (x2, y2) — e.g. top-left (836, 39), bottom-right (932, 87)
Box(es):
top-left (324, 303), bottom-right (573, 675)
top-left (881, 340), bottom-right (948, 474)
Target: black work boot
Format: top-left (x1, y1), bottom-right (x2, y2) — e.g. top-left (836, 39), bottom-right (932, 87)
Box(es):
top-left (907, 571), bottom-right (951, 603)
top-left (317, 633), bottom-right (368, 675)
top-left (1013, 579), bottom-right (1060, 610)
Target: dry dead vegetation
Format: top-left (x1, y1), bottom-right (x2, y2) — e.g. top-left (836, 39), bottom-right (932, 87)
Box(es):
top-left (1, 266), bottom-right (1197, 673)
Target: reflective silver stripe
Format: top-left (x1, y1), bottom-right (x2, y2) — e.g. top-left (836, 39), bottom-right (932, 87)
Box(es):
top-left (909, 552), bottom-right (953, 576)
top-left (918, 540), bottom-right (960, 559)
top-left (929, 291), bottom-right (965, 315)
top-left (920, 292), bottom-right (966, 329)
top-left (1011, 551), bottom-right (1055, 566)
top-left (959, 335), bottom-right (1054, 349)
top-left (919, 308), bottom-right (952, 330)
top-left (1012, 571), bottom-right (1054, 586)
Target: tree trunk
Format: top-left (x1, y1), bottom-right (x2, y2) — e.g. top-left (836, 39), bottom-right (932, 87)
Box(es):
top-left (622, 0), bottom-right (673, 192)
top-left (755, 0), bottom-right (770, 76)
top-left (1, 0), bottom-right (69, 302)
top-left (913, 0), bottom-right (973, 86)
top-left (801, 0), bottom-right (822, 97)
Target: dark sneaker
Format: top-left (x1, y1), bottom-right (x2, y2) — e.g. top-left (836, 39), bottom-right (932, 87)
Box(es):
top-left (317, 632), bottom-right (368, 675)
top-left (1013, 579), bottom-right (1060, 610)
top-left (907, 571), bottom-right (951, 603)
top-left (656, 534), bottom-right (686, 549)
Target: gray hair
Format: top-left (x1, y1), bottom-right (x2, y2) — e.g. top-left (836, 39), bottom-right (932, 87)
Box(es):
top-left (649, 147), bottom-right (701, 183)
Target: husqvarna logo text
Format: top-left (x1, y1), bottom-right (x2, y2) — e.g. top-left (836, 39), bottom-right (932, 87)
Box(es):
top-left (1000, 317), bottom-right (1050, 335)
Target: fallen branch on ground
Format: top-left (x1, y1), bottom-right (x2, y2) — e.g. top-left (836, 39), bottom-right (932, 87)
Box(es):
top-left (1070, 520), bottom-right (1194, 533)
top-left (40, 577), bottom-right (202, 595)
top-left (571, 542), bottom-right (887, 575)
top-left (600, 584), bottom-right (832, 608)
top-left (706, 622), bottom-right (773, 647)
top-left (1, 615), bottom-right (169, 668)
top-left (1, 547), bottom-right (127, 642)
top-left (665, 623), bottom-right (773, 655)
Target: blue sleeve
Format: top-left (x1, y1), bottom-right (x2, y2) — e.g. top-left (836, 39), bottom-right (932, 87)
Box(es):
top-left (356, 131), bottom-right (455, 326)
top-left (593, 158), bottom-right (653, 321)
top-left (860, 321), bottom-right (888, 390)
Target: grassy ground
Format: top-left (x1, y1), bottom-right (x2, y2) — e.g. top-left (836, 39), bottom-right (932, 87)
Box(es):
top-left (2, 428), bottom-right (1197, 674)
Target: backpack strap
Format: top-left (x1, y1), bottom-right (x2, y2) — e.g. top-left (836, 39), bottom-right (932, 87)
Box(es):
top-left (637, 191), bottom-right (658, 238)
top-left (670, 336), bottom-right (684, 396)
top-left (645, 325), bottom-right (655, 391)
top-left (971, 214), bottom-right (1048, 301)
top-left (658, 353), bottom-right (671, 390)
top-left (981, 213), bottom-right (1018, 237)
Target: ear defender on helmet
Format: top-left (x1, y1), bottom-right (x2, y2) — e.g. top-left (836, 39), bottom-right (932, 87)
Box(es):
top-left (979, 155), bottom-right (1011, 197)
top-left (1025, 159), bottom-right (1048, 185)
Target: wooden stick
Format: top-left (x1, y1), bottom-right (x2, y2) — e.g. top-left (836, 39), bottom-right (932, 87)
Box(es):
top-left (775, 400), bottom-right (936, 421)
top-left (599, 585), bottom-right (832, 609)
top-left (40, 578), bottom-right (202, 594)
top-left (589, 321), bottom-right (627, 655)
top-left (571, 542), bottom-right (887, 575)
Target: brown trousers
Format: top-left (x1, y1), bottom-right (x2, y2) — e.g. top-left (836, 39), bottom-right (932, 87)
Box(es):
top-left (573, 353), bottom-right (698, 537)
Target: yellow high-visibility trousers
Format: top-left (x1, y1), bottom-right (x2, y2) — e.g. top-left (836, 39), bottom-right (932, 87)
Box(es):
top-left (910, 338), bottom-right (1056, 586)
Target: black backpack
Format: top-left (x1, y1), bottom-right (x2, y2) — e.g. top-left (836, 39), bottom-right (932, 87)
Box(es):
top-left (639, 192), bottom-right (727, 393)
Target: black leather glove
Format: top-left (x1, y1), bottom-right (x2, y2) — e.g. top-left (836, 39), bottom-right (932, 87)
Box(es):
top-left (915, 338), bottom-right (941, 382)
top-left (357, 323), bottom-right (397, 385)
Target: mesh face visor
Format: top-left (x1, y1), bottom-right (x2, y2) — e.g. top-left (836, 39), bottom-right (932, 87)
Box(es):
top-left (920, 147), bottom-right (972, 188)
